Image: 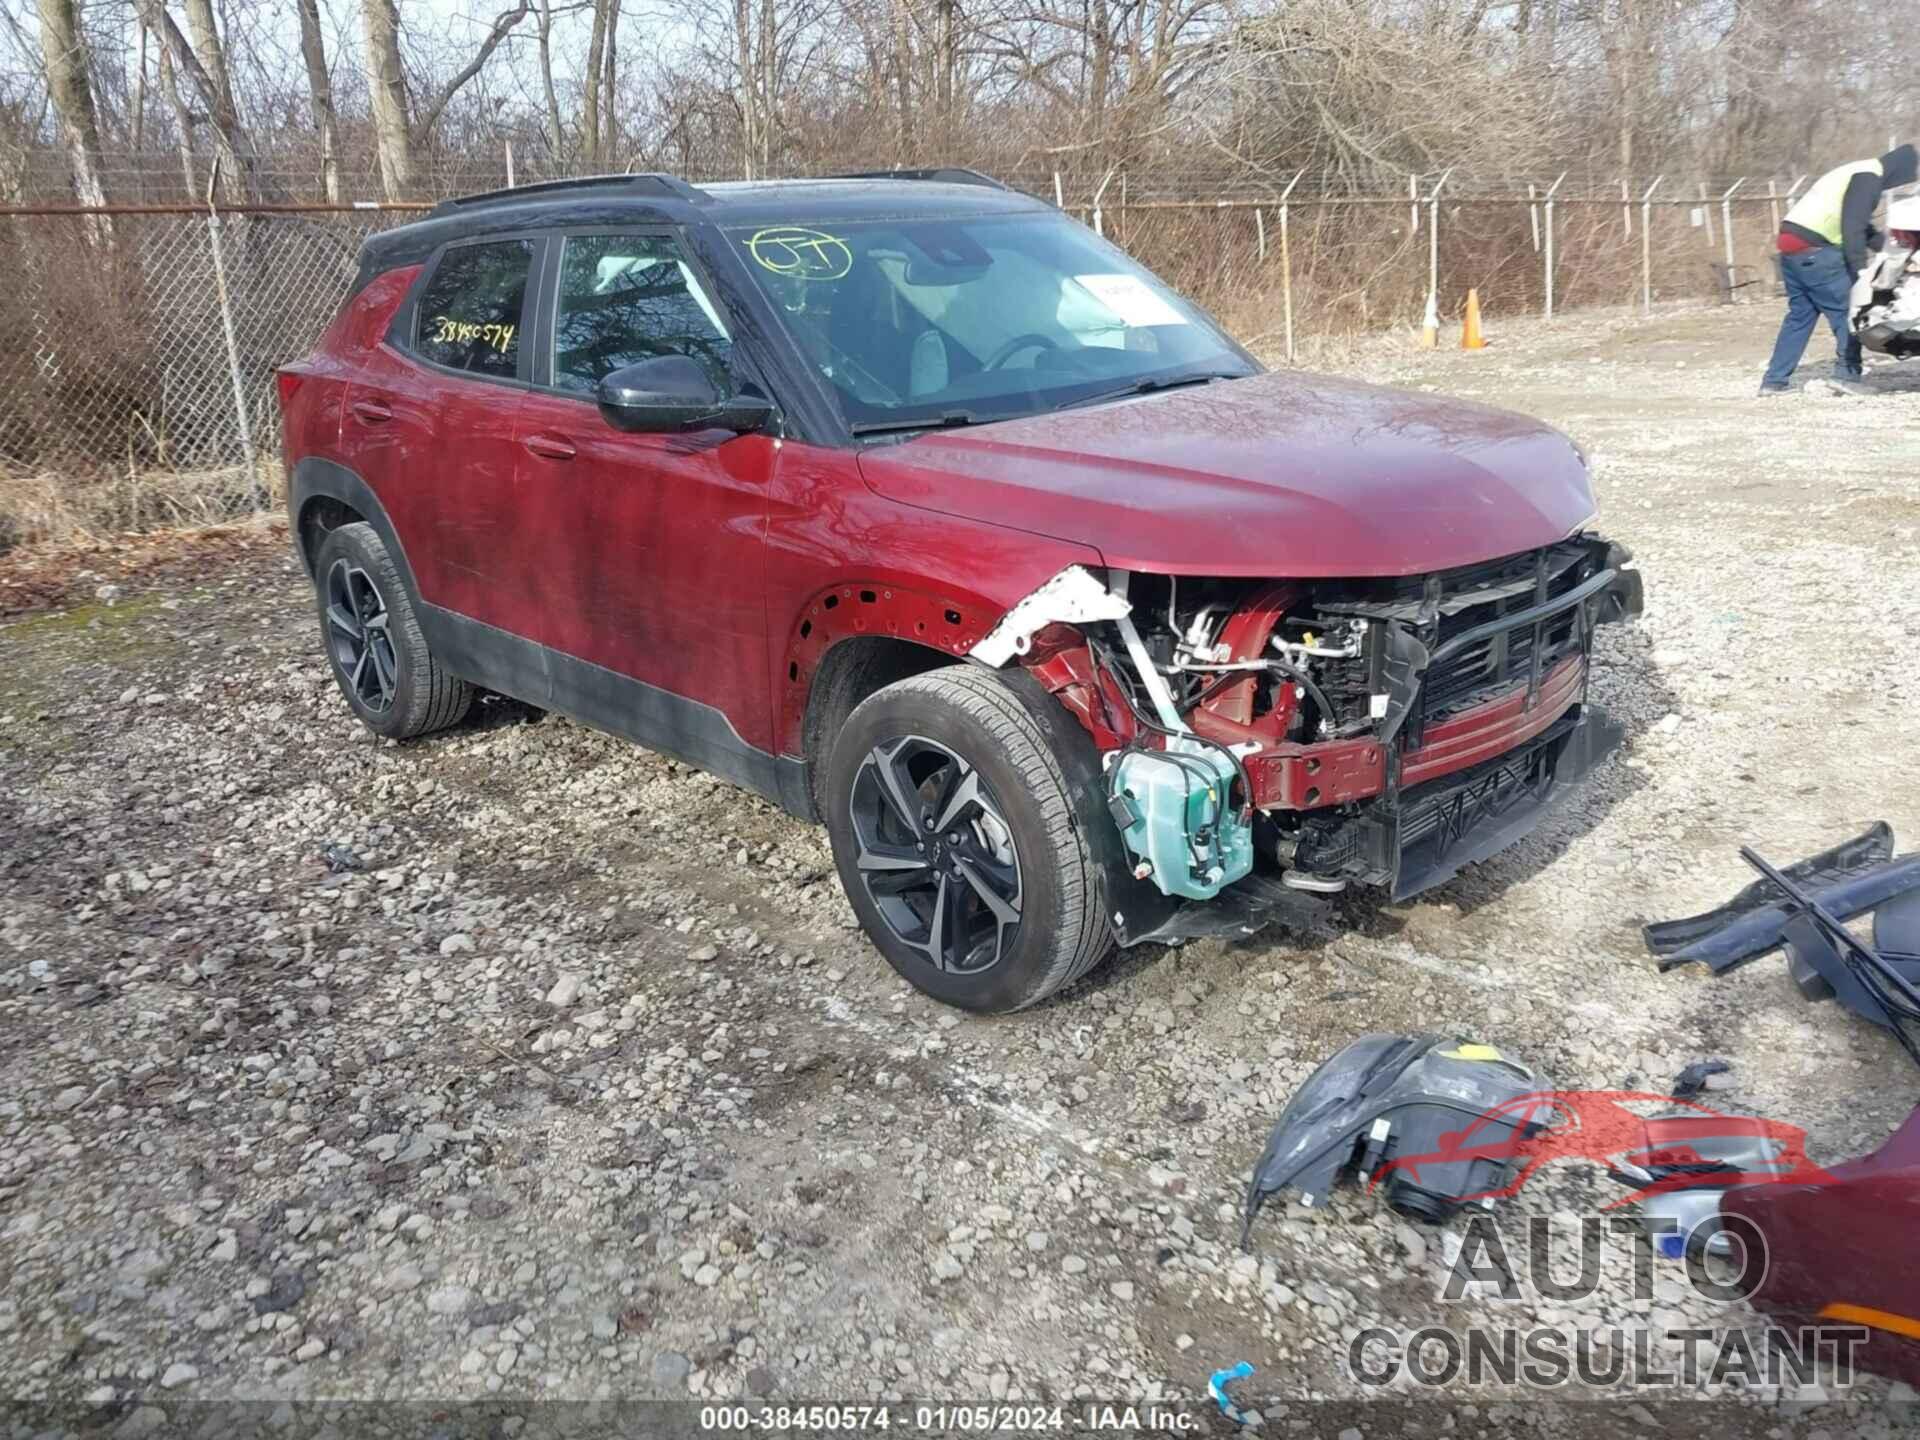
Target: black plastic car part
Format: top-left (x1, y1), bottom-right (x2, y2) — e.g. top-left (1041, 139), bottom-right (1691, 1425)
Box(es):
top-left (1741, 846), bottom-right (1920, 1066)
top-left (1644, 822), bottom-right (1893, 960)
top-left (1242, 1033), bottom-right (1549, 1246)
top-left (1876, 887), bottom-right (1920, 963)
top-left (1646, 823), bottom-right (1920, 974)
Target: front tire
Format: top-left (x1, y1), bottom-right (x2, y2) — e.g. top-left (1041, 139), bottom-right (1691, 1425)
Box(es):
top-left (312, 522), bottom-right (472, 740)
top-left (825, 667), bottom-right (1112, 1012)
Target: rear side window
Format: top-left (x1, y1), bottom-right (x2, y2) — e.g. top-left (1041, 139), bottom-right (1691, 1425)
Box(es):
top-left (552, 233), bottom-right (733, 395)
top-left (413, 239), bottom-right (535, 378)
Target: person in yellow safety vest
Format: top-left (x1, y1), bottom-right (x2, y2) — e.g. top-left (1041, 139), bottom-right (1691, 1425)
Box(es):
top-left (1761, 144), bottom-right (1917, 395)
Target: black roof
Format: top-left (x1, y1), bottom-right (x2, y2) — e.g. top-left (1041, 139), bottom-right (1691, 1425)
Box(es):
top-left (361, 171), bottom-right (1050, 276)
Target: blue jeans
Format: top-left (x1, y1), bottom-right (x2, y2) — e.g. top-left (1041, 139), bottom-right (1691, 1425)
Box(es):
top-left (1762, 246), bottom-right (1862, 387)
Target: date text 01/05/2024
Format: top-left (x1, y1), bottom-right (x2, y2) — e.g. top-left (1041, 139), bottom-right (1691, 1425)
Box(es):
top-left (696, 1403), bottom-right (1205, 1432)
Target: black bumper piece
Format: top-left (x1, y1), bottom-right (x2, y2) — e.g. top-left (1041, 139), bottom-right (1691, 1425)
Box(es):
top-left (1392, 705), bottom-right (1624, 901)
top-left (1292, 706), bottom-right (1624, 902)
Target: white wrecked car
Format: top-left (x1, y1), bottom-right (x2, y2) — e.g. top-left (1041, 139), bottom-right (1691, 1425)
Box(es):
top-left (1852, 194), bottom-right (1920, 356)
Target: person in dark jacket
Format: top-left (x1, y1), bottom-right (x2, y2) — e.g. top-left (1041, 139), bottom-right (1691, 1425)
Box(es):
top-left (1760, 143), bottom-right (1919, 395)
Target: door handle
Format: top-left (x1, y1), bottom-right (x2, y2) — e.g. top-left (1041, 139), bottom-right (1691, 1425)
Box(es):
top-left (523, 433), bottom-right (577, 461)
top-left (350, 398), bottom-right (393, 425)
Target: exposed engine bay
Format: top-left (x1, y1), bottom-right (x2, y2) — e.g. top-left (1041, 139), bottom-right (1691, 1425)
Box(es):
top-left (1852, 195), bottom-right (1920, 356)
top-left (975, 535), bottom-right (1643, 928)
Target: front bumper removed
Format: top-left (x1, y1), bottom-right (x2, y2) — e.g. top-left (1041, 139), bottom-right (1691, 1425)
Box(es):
top-left (1111, 705), bottom-right (1622, 947)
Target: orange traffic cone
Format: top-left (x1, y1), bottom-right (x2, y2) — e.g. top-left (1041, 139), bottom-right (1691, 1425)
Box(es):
top-left (1461, 288), bottom-right (1487, 350)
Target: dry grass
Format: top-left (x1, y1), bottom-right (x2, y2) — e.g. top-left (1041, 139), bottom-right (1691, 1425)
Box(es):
top-left (0, 460), bottom-right (284, 554)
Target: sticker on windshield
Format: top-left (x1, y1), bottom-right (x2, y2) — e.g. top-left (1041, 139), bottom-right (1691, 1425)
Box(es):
top-left (1072, 273), bottom-right (1188, 327)
top-left (746, 226), bottom-right (853, 281)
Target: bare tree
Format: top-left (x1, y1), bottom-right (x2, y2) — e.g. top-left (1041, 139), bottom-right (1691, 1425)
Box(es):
top-left (34, 0), bottom-right (110, 207)
top-left (180, 0), bottom-right (239, 128)
top-left (359, 0), bottom-right (414, 196)
top-left (534, 0), bottom-right (565, 158)
top-left (294, 0), bottom-right (341, 201)
top-left (135, 0), bottom-right (253, 197)
top-left (359, 0), bottom-right (532, 198)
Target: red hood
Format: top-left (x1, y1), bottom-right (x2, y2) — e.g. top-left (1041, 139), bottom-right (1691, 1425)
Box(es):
top-left (856, 370), bottom-right (1597, 577)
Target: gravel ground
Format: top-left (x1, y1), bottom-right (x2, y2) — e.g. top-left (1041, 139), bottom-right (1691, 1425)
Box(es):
top-left (3, 300), bottom-right (1918, 1436)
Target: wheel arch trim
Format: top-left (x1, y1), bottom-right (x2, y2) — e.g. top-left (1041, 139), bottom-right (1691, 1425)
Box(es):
top-left (777, 580), bottom-right (1004, 757)
top-left (289, 458), bottom-right (421, 601)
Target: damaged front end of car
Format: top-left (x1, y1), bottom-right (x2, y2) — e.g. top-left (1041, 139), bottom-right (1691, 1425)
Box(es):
top-left (972, 537), bottom-right (1644, 944)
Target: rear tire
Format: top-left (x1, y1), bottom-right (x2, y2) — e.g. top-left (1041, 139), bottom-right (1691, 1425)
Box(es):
top-left (312, 522), bottom-right (473, 740)
top-left (825, 666), bottom-right (1113, 1012)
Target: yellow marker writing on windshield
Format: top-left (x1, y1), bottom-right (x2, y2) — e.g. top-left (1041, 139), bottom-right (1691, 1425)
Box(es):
top-left (746, 226), bottom-right (852, 281)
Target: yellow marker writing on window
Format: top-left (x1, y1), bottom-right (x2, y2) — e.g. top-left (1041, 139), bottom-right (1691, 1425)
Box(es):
top-left (430, 317), bottom-right (516, 354)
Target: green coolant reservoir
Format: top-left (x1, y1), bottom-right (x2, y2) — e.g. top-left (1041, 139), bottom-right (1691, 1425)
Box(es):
top-left (1111, 740), bottom-right (1254, 901)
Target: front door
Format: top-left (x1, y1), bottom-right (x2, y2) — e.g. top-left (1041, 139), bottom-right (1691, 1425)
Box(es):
top-left (510, 229), bottom-right (779, 760)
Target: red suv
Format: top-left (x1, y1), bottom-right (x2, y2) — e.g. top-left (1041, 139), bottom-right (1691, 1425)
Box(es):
top-left (278, 170), bottom-right (1643, 1013)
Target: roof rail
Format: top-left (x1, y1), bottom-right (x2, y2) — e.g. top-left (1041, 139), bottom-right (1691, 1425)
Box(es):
top-left (429, 173), bottom-right (709, 217)
top-left (830, 167), bottom-right (1009, 191)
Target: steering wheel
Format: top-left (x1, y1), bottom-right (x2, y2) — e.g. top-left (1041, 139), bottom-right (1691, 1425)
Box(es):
top-left (985, 333), bottom-right (1059, 370)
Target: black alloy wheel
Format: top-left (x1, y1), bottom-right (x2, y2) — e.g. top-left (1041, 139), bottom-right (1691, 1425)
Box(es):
top-left (325, 558), bottom-right (398, 713)
top-left (847, 734), bottom-right (1024, 974)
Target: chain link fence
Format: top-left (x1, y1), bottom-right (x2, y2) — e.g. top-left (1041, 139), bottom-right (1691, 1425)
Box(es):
top-left (0, 205), bottom-right (415, 546)
top-left (0, 179), bottom-right (1792, 551)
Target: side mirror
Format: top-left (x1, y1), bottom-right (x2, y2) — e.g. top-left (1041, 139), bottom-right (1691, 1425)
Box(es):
top-left (594, 355), bottom-right (774, 435)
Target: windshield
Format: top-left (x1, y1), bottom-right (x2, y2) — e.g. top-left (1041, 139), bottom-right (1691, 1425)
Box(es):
top-left (727, 211), bottom-right (1256, 434)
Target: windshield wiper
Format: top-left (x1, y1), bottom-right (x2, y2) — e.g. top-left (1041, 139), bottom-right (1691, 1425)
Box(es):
top-left (848, 410), bottom-right (983, 437)
top-left (1054, 370), bottom-right (1241, 412)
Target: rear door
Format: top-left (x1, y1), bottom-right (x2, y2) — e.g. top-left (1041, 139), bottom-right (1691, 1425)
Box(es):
top-left (344, 235), bottom-right (542, 630)
top-left (510, 228), bottom-right (779, 754)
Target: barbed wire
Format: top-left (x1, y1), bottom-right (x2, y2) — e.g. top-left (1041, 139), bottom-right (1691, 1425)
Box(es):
top-left (8, 145), bottom-right (1826, 207)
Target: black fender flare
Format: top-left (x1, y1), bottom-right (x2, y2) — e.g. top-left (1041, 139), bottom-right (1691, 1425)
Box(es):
top-left (288, 458), bottom-right (421, 602)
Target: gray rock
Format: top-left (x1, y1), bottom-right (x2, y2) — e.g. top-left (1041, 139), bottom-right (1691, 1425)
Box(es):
top-left (652, 1351), bottom-right (692, 1387)
top-left (427, 1284), bottom-right (473, 1316)
top-left (546, 973), bottom-right (583, 1007)
top-left (381, 1264), bottom-right (425, 1295)
top-left (115, 1408), bottom-right (169, 1440)
top-left (159, 1362), bottom-right (199, 1389)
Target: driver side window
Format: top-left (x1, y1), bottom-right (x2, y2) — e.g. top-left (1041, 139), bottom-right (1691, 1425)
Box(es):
top-left (552, 234), bottom-right (733, 396)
